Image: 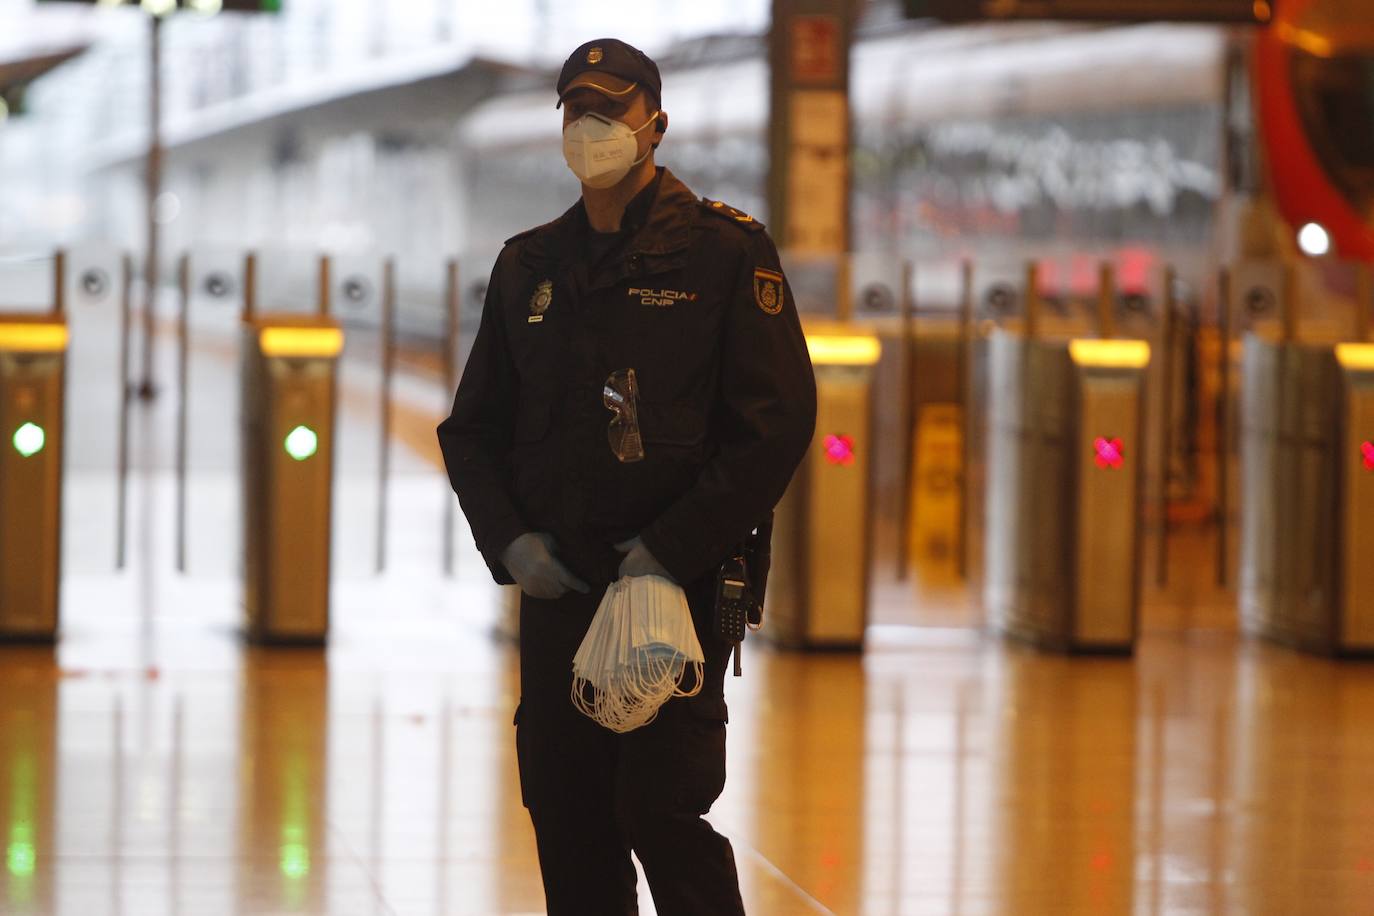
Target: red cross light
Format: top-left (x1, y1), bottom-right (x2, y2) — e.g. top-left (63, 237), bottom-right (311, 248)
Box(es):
top-left (823, 434), bottom-right (855, 466)
top-left (1362, 441), bottom-right (1374, 472)
top-left (1094, 437), bottom-right (1125, 470)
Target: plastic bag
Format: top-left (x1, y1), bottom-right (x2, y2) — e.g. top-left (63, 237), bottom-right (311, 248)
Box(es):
top-left (571, 575), bottom-right (704, 733)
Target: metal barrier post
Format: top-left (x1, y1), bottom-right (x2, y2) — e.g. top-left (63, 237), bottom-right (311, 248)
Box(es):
top-left (1334, 343), bottom-right (1374, 651)
top-left (0, 258), bottom-right (70, 640)
top-left (1237, 263), bottom-right (1374, 654)
top-left (240, 315), bottom-right (343, 644)
top-left (764, 322), bottom-right (880, 650)
top-left (984, 331), bottom-right (1150, 653)
top-left (982, 256), bottom-right (1150, 653)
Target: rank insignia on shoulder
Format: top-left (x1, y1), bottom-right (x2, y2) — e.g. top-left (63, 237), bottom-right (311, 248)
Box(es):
top-left (753, 268), bottom-right (784, 315)
top-left (528, 279), bottom-right (553, 323)
top-left (703, 198), bottom-right (763, 230)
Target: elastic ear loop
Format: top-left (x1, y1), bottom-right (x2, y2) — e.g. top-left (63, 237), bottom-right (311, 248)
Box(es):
top-left (571, 574), bottom-right (704, 734)
top-left (629, 109), bottom-right (662, 167)
top-left (573, 648), bottom-right (702, 734)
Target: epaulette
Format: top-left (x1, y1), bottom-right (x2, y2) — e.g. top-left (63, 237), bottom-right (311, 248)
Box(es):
top-left (700, 198), bottom-right (765, 232)
top-left (503, 219), bottom-right (555, 246)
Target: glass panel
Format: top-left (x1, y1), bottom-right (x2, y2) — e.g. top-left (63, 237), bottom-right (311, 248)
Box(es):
top-left (182, 246), bottom-right (247, 577)
top-left (328, 252), bottom-right (385, 579)
top-left (61, 244), bottom-right (126, 574)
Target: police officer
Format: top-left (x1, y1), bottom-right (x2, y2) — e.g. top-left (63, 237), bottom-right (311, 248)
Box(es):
top-left (437, 37), bottom-right (816, 915)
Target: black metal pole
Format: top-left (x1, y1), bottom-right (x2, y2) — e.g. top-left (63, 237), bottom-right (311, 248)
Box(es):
top-left (376, 258), bottom-right (395, 575)
top-left (137, 13), bottom-right (162, 400)
top-left (1155, 267), bottom-right (1176, 589)
top-left (52, 249), bottom-right (66, 317)
top-left (174, 252), bottom-right (190, 573)
top-left (957, 259), bottom-right (973, 582)
top-left (115, 253), bottom-right (133, 570)
top-left (1215, 267), bottom-right (1231, 589)
top-left (895, 260), bottom-right (916, 582)
top-left (1358, 264), bottom-right (1372, 343)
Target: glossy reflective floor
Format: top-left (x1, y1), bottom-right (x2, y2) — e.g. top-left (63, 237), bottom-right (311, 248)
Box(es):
top-left (10, 489), bottom-right (1374, 915)
top-left (6, 317), bottom-right (1374, 914)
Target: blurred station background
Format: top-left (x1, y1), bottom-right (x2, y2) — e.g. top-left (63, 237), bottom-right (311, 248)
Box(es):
top-left (2, 0), bottom-right (1374, 913)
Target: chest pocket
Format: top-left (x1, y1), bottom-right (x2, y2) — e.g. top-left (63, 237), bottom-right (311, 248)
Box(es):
top-left (508, 276), bottom-right (574, 387)
top-left (638, 402), bottom-right (707, 453)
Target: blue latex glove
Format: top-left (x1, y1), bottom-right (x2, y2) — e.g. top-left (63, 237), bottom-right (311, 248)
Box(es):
top-left (614, 536), bottom-right (675, 581)
top-left (501, 532), bottom-right (590, 599)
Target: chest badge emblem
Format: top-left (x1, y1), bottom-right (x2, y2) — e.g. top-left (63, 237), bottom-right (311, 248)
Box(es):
top-left (753, 268), bottom-right (784, 316)
top-left (528, 279), bottom-right (553, 323)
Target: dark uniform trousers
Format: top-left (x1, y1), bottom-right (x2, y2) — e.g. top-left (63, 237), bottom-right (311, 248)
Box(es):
top-left (516, 575), bottom-right (744, 916)
top-left (438, 167), bottom-right (816, 915)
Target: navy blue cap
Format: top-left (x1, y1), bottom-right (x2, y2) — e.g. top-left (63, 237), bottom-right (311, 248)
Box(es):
top-left (556, 38), bottom-right (662, 109)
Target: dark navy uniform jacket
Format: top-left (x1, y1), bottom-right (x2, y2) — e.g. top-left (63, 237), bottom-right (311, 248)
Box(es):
top-left (437, 167), bottom-right (817, 589)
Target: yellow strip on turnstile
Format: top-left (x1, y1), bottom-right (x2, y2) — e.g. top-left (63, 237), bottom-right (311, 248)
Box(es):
top-left (259, 326), bottom-right (344, 358)
top-left (806, 333), bottom-right (882, 367)
top-left (1335, 343), bottom-right (1374, 371)
top-left (1068, 339), bottom-right (1151, 369)
top-left (0, 322), bottom-right (68, 353)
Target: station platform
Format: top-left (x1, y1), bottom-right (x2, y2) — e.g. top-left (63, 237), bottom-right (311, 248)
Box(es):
top-left (3, 312), bottom-right (1374, 916)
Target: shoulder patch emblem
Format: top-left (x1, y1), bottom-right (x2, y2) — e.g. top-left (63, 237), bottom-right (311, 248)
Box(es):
top-left (528, 279), bottom-right (553, 323)
top-left (753, 268), bottom-right (784, 316)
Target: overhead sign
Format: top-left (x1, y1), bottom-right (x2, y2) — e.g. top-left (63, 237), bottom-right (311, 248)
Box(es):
top-left (791, 15), bottom-right (843, 84)
top-left (903, 0), bottom-right (1271, 24)
top-left (37, 0), bottom-right (281, 12)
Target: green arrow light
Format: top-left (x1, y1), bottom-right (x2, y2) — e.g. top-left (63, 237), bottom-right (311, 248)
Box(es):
top-left (284, 425), bottom-right (318, 461)
top-left (7, 835), bottom-right (35, 879)
top-left (12, 422), bottom-right (44, 458)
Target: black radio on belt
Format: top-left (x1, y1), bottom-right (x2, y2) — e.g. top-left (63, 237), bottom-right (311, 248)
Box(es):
top-left (713, 553), bottom-right (752, 645)
top-left (713, 513), bottom-right (773, 677)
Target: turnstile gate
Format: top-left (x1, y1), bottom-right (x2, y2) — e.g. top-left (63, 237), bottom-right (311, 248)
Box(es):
top-left (1239, 338), bottom-right (1374, 654)
top-left (241, 315), bottom-right (342, 644)
top-left (984, 332), bottom-right (1151, 653)
top-left (765, 323), bottom-right (879, 650)
top-left (0, 316), bottom-right (68, 640)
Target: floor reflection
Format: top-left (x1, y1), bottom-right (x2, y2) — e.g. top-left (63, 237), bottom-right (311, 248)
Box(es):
top-left (1, 648), bottom-right (56, 916)
top-left (5, 598), bottom-right (1374, 913)
top-left (237, 649), bottom-right (329, 914)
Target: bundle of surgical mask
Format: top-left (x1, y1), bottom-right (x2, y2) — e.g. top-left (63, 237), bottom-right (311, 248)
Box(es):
top-left (571, 575), bottom-right (704, 733)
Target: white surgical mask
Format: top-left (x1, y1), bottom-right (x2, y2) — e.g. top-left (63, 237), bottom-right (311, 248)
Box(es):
top-left (562, 109), bottom-right (660, 190)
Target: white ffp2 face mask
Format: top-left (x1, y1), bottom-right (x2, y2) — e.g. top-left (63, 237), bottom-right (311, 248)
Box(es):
top-left (562, 110), bottom-right (660, 190)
